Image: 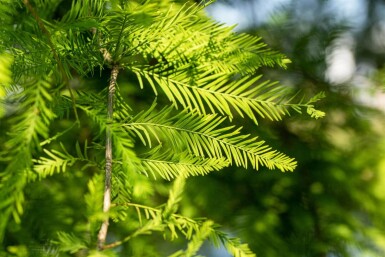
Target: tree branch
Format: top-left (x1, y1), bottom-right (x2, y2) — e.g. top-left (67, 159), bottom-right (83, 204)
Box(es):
top-left (97, 64), bottom-right (120, 250)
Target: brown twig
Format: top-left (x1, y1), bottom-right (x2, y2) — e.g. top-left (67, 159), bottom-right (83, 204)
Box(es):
top-left (97, 64), bottom-right (120, 250)
top-left (23, 0), bottom-right (80, 124)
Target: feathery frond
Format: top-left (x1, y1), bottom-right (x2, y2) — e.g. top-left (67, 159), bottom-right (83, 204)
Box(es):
top-left (163, 176), bottom-right (185, 220)
top-left (210, 229), bottom-right (257, 257)
top-left (103, 1), bottom-right (288, 73)
top-left (101, 1), bottom-right (325, 124)
top-left (118, 202), bottom-right (256, 257)
top-left (0, 53), bottom-right (12, 85)
top-left (5, 78), bottom-right (56, 150)
top-left (133, 67), bottom-right (325, 124)
top-left (124, 105), bottom-right (297, 171)
top-left (169, 220), bottom-right (214, 257)
top-left (54, 232), bottom-right (87, 254)
top-left (84, 173), bottom-right (105, 235)
top-left (139, 151), bottom-right (229, 180)
top-left (33, 142), bottom-right (97, 179)
top-left (60, 0), bottom-right (104, 23)
top-left (0, 152), bottom-right (29, 241)
top-left (0, 77), bottom-right (56, 241)
top-left (76, 92), bottom-right (140, 173)
top-left (0, 52), bottom-right (13, 118)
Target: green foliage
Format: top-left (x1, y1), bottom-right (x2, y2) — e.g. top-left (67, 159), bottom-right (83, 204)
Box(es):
top-left (0, 0), bottom-right (324, 256)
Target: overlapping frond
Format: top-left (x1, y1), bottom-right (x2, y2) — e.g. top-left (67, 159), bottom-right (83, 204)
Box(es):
top-left (0, 0), bottom-right (19, 25)
top-left (33, 147), bottom-right (77, 177)
top-left (101, 0), bottom-right (289, 72)
top-left (0, 52), bottom-right (12, 85)
top-left (54, 232), bottom-right (88, 254)
top-left (9, 80), bottom-right (57, 147)
top-left (209, 229), bottom-right (257, 257)
top-left (48, 0), bottom-right (107, 77)
top-left (0, 151), bottom-right (29, 242)
top-left (84, 173), bottom-right (105, 235)
top-left (124, 105), bottom-right (297, 172)
top-left (33, 142), bottom-right (97, 179)
top-left (3, 18), bottom-right (56, 81)
top-left (121, 202), bottom-right (256, 257)
top-left (110, 165), bottom-right (133, 221)
top-left (139, 151), bottom-right (229, 180)
top-left (169, 220), bottom-right (213, 257)
top-left (162, 176), bottom-right (185, 220)
top-left (134, 67), bottom-right (314, 124)
top-left (3, 0), bottom-right (104, 81)
top-left (0, 77), bottom-right (56, 241)
top-left (60, 0), bottom-right (105, 23)
top-left (99, 0), bottom-right (325, 125)
top-left (0, 52), bottom-right (13, 118)
top-left (110, 125), bottom-right (138, 172)
top-left (51, 28), bottom-right (102, 77)
top-left (76, 92), bottom-right (140, 173)
top-left (76, 92), bottom-right (107, 128)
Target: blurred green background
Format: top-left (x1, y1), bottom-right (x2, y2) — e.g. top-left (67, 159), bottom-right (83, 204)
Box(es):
top-left (185, 0), bottom-right (385, 256)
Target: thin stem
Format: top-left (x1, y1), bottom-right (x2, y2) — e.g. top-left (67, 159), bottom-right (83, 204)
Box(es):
top-left (40, 121), bottom-right (78, 146)
top-left (97, 64), bottom-right (120, 250)
top-left (103, 222), bottom-right (154, 250)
